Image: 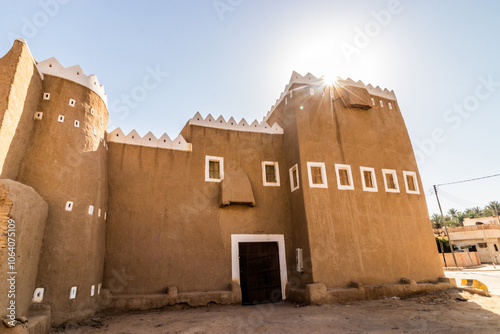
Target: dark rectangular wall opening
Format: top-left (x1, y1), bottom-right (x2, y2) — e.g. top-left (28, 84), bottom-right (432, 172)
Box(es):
top-left (239, 242), bottom-right (282, 305)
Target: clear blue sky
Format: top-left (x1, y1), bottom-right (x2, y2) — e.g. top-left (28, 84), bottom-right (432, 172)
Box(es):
top-left (1, 0), bottom-right (499, 216)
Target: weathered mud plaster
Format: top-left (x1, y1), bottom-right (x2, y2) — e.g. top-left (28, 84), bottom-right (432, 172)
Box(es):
top-left (0, 179), bottom-right (48, 320)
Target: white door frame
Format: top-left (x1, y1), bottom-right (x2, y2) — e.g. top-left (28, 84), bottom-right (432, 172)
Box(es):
top-left (231, 234), bottom-right (288, 299)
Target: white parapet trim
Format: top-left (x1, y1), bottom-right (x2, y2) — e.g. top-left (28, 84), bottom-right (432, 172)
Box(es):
top-left (37, 57), bottom-right (108, 108)
top-left (264, 71), bottom-right (397, 122)
top-left (188, 112), bottom-right (283, 134)
top-left (107, 128), bottom-right (192, 152)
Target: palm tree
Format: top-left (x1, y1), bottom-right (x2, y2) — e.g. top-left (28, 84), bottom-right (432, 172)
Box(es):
top-left (448, 208), bottom-right (458, 225)
top-left (471, 206), bottom-right (483, 218)
top-left (485, 201), bottom-right (500, 216)
top-left (456, 212), bottom-right (466, 226)
top-left (430, 213), bottom-right (442, 228)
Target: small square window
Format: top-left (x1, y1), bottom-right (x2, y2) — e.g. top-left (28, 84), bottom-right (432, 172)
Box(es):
top-left (307, 162), bottom-right (327, 188)
top-left (32, 287), bottom-right (44, 303)
top-left (43, 93), bottom-right (50, 100)
top-left (69, 99), bottom-right (76, 107)
top-left (360, 167), bottom-right (377, 192)
top-left (69, 286), bottom-right (77, 299)
top-left (34, 112), bottom-right (43, 120)
top-left (74, 120), bottom-right (80, 128)
top-left (65, 201), bottom-right (73, 211)
top-left (205, 156), bottom-right (224, 182)
top-left (262, 161), bottom-right (280, 187)
top-left (58, 115), bottom-right (65, 123)
top-left (90, 108), bottom-right (95, 116)
top-left (379, 100), bottom-right (384, 107)
top-left (388, 102), bottom-right (393, 109)
top-left (382, 169), bottom-right (400, 193)
top-left (335, 164), bottom-right (354, 190)
top-left (88, 205), bottom-right (94, 215)
top-left (403, 171), bottom-right (420, 194)
top-left (289, 164), bottom-right (300, 192)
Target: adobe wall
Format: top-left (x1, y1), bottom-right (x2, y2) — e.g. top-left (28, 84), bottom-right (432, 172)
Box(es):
top-left (0, 40), bottom-right (43, 180)
top-left (17, 75), bottom-right (108, 325)
top-left (0, 179), bottom-right (48, 320)
top-left (104, 124), bottom-right (293, 294)
top-left (267, 85), bottom-right (314, 288)
top-left (270, 83), bottom-right (444, 288)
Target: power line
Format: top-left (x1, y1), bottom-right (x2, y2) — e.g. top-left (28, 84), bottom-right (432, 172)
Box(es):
top-left (435, 173), bottom-right (500, 187)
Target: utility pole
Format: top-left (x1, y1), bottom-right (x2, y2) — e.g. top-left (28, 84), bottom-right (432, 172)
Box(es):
top-left (434, 185), bottom-right (459, 268)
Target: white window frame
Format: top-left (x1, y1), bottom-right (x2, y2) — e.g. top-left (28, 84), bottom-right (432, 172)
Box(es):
top-left (205, 156), bottom-right (224, 182)
top-left (43, 92), bottom-right (50, 100)
top-left (57, 115), bottom-right (65, 123)
top-left (32, 287), bottom-right (44, 303)
top-left (34, 112), bottom-right (43, 120)
top-left (289, 164), bottom-right (300, 192)
top-left (307, 162), bottom-right (328, 188)
top-left (388, 102), bottom-right (393, 109)
top-left (382, 169), bottom-right (400, 193)
top-left (262, 161), bottom-right (280, 187)
top-left (69, 99), bottom-right (76, 107)
top-left (231, 234), bottom-right (288, 299)
top-left (403, 171), bottom-right (420, 194)
top-left (371, 97), bottom-right (375, 105)
top-left (65, 201), bottom-right (73, 211)
top-left (379, 100), bottom-right (384, 107)
top-left (360, 166), bottom-right (378, 192)
top-left (335, 164), bottom-right (354, 190)
top-left (69, 286), bottom-right (77, 299)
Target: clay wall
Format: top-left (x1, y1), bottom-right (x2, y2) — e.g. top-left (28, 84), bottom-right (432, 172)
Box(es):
top-left (18, 74), bottom-right (108, 325)
top-left (0, 40), bottom-right (43, 180)
top-left (270, 82), bottom-right (444, 288)
top-left (0, 179), bottom-right (48, 320)
top-left (104, 124), bottom-right (293, 294)
top-left (267, 85), bottom-right (314, 288)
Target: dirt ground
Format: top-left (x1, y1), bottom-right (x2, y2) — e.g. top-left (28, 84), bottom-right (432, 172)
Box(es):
top-left (52, 290), bottom-right (500, 334)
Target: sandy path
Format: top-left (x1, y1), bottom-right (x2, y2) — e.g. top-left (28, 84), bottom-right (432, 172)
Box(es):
top-left (52, 290), bottom-right (500, 334)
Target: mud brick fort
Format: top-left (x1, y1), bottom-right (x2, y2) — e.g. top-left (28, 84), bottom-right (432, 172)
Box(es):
top-left (0, 39), bottom-right (454, 330)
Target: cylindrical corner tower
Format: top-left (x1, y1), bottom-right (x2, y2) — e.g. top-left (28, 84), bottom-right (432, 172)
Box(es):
top-left (18, 59), bottom-right (108, 325)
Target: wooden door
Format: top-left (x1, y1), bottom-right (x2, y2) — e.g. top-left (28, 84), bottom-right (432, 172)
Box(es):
top-left (239, 242), bottom-right (282, 305)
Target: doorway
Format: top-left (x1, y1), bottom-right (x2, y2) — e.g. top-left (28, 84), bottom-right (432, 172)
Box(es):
top-left (238, 242), bottom-right (282, 305)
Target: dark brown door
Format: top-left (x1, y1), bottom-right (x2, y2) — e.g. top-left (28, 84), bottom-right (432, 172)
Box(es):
top-left (239, 242), bottom-right (282, 305)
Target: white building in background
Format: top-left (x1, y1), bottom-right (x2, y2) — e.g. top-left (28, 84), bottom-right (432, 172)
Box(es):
top-left (463, 216), bottom-right (500, 227)
top-left (447, 225), bottom-right (500, 264)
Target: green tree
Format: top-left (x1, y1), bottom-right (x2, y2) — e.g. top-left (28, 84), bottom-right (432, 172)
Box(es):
top-left (430, 213), bottom-right (442, 228)
top-left (485, 201), bottom-right (500, 217)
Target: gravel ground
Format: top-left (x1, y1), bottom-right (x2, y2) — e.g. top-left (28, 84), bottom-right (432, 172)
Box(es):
top-left (52, 290), bottom-right (500, 334)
